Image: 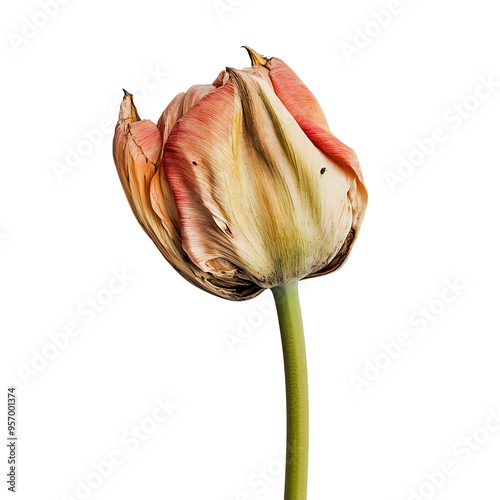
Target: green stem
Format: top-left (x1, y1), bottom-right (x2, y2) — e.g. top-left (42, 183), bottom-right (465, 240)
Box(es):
top-left (272, 282), bottom-right (308, 500)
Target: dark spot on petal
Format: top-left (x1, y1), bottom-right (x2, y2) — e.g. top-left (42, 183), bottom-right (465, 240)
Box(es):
top-left (320, 167), bottom-right (326, 175)
top-left (165, 148), bottom-right (170, 152)
top-left (192, 161), bottom-right (197, 166)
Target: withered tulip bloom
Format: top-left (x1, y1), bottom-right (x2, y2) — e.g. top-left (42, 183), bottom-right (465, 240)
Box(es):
top-left (113, 47), bottom-right (367, 301)
top-left (112, 47), bottom-right (367, 500)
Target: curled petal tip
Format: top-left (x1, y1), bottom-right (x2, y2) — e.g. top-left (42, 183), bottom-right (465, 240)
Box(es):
top-left (224, 66), bottom-right (238, 79)
top-left (213, 70), bottom-right (229, 87)
top-left (242, 46), bottom-right (268, 67)
top-left (118, 89), bottom-right (140, 124)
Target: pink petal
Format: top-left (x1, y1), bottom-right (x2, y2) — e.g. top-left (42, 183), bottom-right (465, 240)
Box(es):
top-left (157, 93), bottom-right (185, 141)
top-left (162, 80), bottom-right (239, 276)
top-left (182, 84), bottom-right (218, 114)
top-left (267, 57), bottom-right (365, 185)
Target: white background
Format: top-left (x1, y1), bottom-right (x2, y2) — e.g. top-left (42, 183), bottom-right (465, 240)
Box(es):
top-left (2, 0), bottom-right (500, 499)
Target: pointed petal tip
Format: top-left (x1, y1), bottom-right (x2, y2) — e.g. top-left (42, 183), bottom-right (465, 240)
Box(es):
top-left (118, 89), bottom-right (140, 124)
top-left (225, 66), bottom-right (237, 79)
top-left (213, 70), bottom-right (229, 87)
top-left (242, 46), bottom-right (269, 67)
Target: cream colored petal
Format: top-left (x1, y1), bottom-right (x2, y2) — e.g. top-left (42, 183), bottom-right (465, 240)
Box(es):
top-left (262, 56), bottom-right (368, 278)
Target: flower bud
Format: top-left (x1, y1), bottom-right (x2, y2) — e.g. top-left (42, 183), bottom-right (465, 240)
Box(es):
top-left (113, 48), bottom-right (367, 300)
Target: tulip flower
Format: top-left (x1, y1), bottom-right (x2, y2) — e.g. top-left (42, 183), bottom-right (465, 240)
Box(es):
top-left (113, 47), bottom-right (367, 500)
